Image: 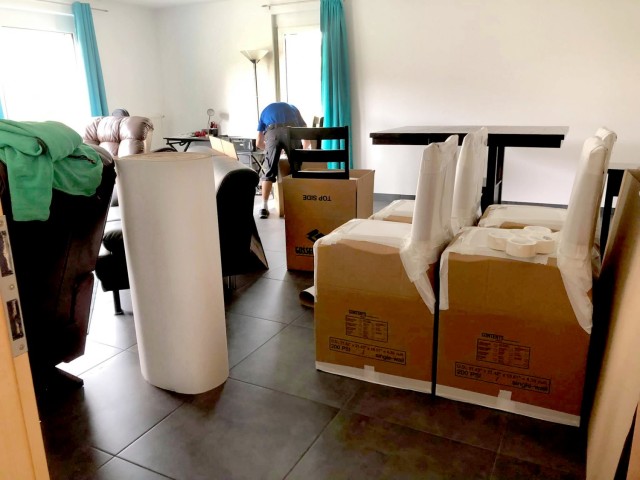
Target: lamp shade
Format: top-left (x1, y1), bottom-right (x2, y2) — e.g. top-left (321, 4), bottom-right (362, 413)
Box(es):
top-left (240, 49), bottom-right (269, 63)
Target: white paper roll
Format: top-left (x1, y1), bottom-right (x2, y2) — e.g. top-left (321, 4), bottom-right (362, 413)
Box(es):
top-left (487, 230), bottom-right (514, 251)
top-left (506, 237), bottom-right (537, 258)
top-left (529, 234), bottom-right (556, 254)
top-left (524, 225), bottom-right (553, 235)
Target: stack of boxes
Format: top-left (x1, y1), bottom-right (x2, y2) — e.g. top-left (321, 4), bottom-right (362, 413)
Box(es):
top-left (295, 132), bottom-right (613, 427)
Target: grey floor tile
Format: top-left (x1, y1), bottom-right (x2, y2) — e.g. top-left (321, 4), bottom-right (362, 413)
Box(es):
top-left (226, 277), bottom-right (308, 323)
top-left (45, 442), bottom-right (112, 480)
top-left (291, 307), bottom-right (314, 329)
top-left (230, 325), bottom-right (362, 408)
top-left (287, 411), bottom-right (496, 480)
top-left (345, 383), bottom-right (508, 451)
top-left (94, 457), bottom-right (174, 480)
top-left (41, 351), bottom-right (186, 455)
top-left (225, 312), bottom-right (286, 368)
top-left (120, 378), bottom-right (338, 480)
top-left (490, 454), bottom-right (584, 480)
top-left (57, 339), bottom-right (123, 376)
top-left (499, 415), bottom-right (586, 477)
top-left (88, 290), bottom-right (137, 350)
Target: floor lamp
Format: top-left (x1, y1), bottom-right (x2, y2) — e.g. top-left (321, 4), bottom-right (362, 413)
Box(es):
top-left (240, 49), bottom-right (269, 121)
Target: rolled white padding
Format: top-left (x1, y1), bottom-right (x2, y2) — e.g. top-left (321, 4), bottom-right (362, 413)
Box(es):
top-left (451, 127), bottom-right (488, 233)
top-left (529, 234), bottom-right (556, 254)
top-left (487, 230), bottom-right (514, 251)
top-left (505, 237), bottom-right (537, 258)
top-left (524, 225), bottom-right (552, 235)
top-left (115, 152), bottom-right (229, 394)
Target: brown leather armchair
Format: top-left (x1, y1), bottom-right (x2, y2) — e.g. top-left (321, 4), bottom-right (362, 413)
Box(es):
top-left (82, 115), bottom-right (154, 158)
top-left (0, 145), bottom-right (116, 394)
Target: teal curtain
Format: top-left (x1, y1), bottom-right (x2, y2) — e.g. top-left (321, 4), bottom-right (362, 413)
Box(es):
top-left (321, 0), bottom-right (352, 168)
top-left (72, 2), bottom-right (108, 116)
top-left (0, 99), bottom-right (4, 120)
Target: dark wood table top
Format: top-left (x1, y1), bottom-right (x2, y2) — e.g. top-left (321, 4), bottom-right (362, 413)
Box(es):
top-left (370, 125), bottom-right (569, 148)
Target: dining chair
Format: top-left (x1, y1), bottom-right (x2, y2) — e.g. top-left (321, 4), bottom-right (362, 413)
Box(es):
top-left (436, 135), bottom-right (608, 426)
top-left (210, 136), bottom-right (224, 155)
top-left (287, 126), bottom-right (349, 179)
top-left (371, 127), bottom-right (488, 235)
top-left (221, 138), bottom-right (238, 159)
top-left (478, 127), bottom-right (617, 233)
top-left (313, 135), bottom-right (458, 392)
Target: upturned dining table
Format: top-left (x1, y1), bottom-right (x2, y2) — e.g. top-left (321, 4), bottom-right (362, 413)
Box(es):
top-left (369, 125), bottom-right (569, 212)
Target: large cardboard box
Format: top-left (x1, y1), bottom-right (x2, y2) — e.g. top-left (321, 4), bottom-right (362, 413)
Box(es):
top-left (315, 221), bottom-right (436, 392)
top-left (283, 170), bottom-right (374, 271)
top-left (586, 170), bottom-right (640, 479)
top-left (436, 228), bottom-right (592, 426)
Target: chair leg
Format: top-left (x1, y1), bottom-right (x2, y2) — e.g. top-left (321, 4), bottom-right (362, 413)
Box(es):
top-left (113, 290), bottom-right (124, 315)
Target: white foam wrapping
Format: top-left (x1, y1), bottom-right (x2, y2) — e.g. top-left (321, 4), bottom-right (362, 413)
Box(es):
top-left (478, 127), bottom-right (617, 233)
top-left (441, 137), bottom-right (608, 334)
top-left (370, 128), bottom-right (488, 237)
top-left (478, 204), bottom-right (568, 230)
top-left (451, 127), bottom-right (488, 233)
top-left (370, 199), bottom-right (414, 220)
top-left (439, 227), bottom-right (552, 310)
top-left (315, 136), bottom-right (459, 315)
top-left (556, 136), bottom-right (608, 333)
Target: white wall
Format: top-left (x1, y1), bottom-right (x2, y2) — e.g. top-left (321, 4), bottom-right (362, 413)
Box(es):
top-left (92, 1), bottom-right (166, 150)
top-left (155, 0), bottom-right (275, 141)
top-left (344, 0), bottom-right (640, 204)
top-left (4, 0), bottom-right (638, 203)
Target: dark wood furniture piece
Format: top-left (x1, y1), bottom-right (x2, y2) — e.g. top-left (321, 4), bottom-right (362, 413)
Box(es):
top-left (164, 135), bottom-right (211, 152)
top-left (370, 125), bottom-right (569, 211)
top-left (600, 162), bottom-right (639, 252)
top-left (288, 126), bottom-right (350, 179)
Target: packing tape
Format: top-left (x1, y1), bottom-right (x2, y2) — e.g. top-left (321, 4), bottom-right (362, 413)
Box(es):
top-left (528, 233), bottom-right (556, 254)
top-left (364, 365), bottom-right (376, 381)
top-left (524, 225), bottom-right (553, 235)
top-left (487, 230), bottom-right (514, 251)
top-left (506, 237), bottom-right (537, 258)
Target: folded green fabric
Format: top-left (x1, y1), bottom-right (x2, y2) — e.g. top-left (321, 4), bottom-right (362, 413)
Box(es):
top-left (0, 119), bottom-right (104, 221)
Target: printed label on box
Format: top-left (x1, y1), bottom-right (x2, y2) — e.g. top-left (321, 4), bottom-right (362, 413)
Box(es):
top-left (455, 362), bottom-right (550, 393)
top-left (329, 337), bottom-right (406, 365)
top-left (345, 310), bottom-right (388, 342)
top-left (476, 338), bottom-right (531, 369)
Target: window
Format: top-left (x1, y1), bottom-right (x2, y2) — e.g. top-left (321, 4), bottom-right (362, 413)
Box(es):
top-left (278, 27), bottom-right (322, 126)
top-left (0, 26), bottom-right (90, 131)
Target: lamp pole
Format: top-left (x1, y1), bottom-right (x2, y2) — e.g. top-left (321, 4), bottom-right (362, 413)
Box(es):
top-left (252, 60), bottom-right (259, 122)
top-left (240, 49), bottom-right (269, 124)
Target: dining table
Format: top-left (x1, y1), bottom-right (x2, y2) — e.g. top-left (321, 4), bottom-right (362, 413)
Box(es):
top-left (370, 125), bottom-right (569, 212)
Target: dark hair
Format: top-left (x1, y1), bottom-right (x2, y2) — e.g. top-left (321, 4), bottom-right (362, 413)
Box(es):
top-left (111, 108), bottom-right (130, 117)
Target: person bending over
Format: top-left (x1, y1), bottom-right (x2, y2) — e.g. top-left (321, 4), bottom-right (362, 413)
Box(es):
top-left (256, 102), bottom-right (310, 218)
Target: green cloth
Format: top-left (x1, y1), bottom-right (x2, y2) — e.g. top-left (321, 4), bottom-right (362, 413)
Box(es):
top-left (0, 119), bottom-right (103, 221)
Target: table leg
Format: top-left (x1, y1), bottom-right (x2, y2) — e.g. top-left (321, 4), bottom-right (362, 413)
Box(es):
top-left (600, 169), bottom-right (623, 253)
top-left (482, 145), bottom-right (503, 211)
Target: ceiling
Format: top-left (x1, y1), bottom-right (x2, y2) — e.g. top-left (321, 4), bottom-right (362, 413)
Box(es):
top-left (111, 0), bottom-right (220, 8)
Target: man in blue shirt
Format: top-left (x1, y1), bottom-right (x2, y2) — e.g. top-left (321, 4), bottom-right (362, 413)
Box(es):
top-left (256, 102), bottom-right (309, 218)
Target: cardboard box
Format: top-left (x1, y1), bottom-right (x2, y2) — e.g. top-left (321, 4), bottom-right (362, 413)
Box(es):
top-left (436, 230), bottom-right (592, 426)
top-left (315, 225), bottom-right (436, 392)
top-left (275, 158), bottom-right (331, 218)
top-left (283, 169), bottom-right (374, 271)
top-left (586, 170), bottom-right (640, 479)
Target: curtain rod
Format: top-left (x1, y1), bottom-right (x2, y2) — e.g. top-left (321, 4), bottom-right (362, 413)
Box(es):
top-left (261, 0), bottom-right (318, 8)
top-left (34, 0), bottom-right (108, 12)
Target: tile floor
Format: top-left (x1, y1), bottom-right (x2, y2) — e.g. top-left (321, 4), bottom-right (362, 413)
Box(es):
top-left (40, 197), bottom-right (587, 480)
